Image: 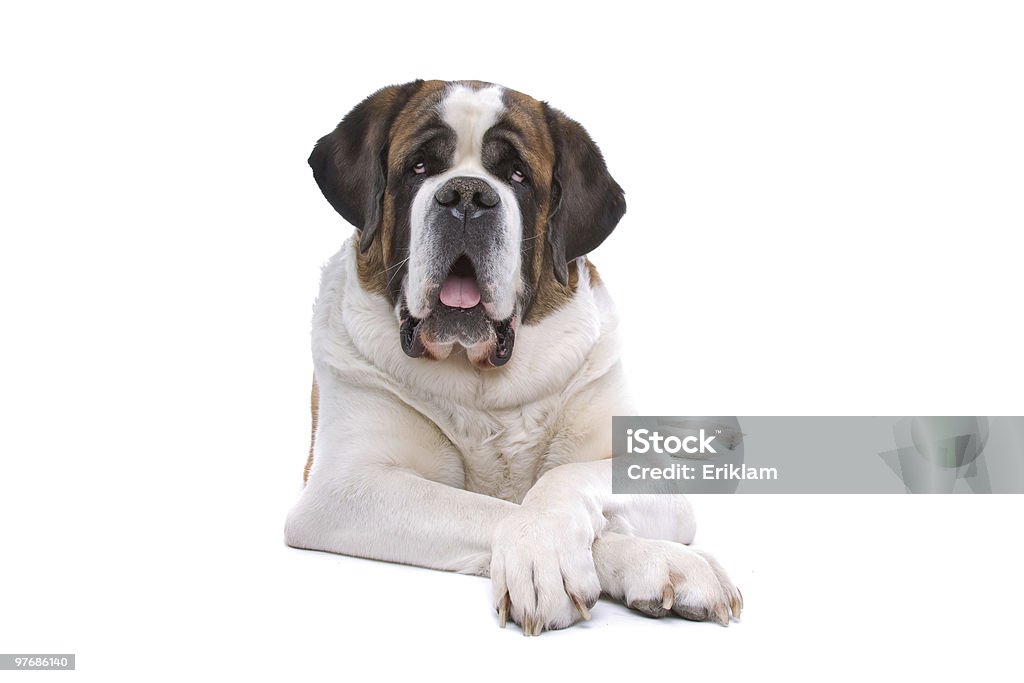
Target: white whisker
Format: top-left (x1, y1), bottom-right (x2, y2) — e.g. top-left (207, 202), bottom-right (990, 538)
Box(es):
top-left (385, 256), bottom-right (412, 289)
top-left (374, 255), bottom-right (411, 278)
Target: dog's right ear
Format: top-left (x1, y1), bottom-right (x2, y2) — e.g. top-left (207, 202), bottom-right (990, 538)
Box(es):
top-left (309, 81), bottom-right (423, 253)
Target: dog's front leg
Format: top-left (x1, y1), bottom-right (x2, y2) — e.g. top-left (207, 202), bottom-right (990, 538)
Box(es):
top-left (523, 459), bottom-right (699, 544)
top-left (286, 465), bottom-right (518, 575)
top-left (285, 381), bottom-right (519, 576)
top-left (288, 441), bottom-right (603, 635)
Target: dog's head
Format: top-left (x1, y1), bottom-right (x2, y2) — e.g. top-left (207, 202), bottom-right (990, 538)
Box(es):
top-left (309, 80), bottom-right (625, 367)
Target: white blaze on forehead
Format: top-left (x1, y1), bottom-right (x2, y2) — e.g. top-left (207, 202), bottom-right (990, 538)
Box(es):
top-left (405, 82), bottom-right (521, 323)
top-left (440, 84), bottom-right (505, 169)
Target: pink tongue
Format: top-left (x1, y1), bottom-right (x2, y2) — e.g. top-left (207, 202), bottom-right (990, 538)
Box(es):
top-left (439, 275), bottom-right (481, 309)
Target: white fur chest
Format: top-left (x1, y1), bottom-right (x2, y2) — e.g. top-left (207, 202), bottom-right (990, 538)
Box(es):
top-left (400, 385), bottom-right (571, 500)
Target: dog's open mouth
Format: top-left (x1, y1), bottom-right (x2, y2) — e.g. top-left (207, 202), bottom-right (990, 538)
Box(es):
top-left (400, 255), bottom-right (515, 367)
top-left (438, 256), bottom-right (481, 310)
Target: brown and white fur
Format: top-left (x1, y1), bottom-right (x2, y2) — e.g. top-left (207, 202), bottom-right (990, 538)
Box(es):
top-left (285, 80), bottom-right (741, 635)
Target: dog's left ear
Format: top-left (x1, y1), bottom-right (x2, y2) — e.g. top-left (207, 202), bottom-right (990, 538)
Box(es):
top-left (309, 81), bottom-right (423, 253)
top-left (543, 104), bottom-right (626, 285)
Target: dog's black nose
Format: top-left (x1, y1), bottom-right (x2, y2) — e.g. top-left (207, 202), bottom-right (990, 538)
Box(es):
top-left (434, 176), bottom-right (500, 215)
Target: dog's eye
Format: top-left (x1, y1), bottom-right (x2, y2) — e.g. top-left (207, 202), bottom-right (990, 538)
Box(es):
top-left (413, 161), bottom-right (427, 175)
top-left (511, 167), bottom-right (526, 183)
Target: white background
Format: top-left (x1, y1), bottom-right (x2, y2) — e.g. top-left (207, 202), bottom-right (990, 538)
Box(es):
top-left (1, 1), bottom-right (1022, 681)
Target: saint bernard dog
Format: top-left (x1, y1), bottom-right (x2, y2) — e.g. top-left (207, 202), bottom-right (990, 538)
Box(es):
top-left (285, 80), bottom-right (742, 635)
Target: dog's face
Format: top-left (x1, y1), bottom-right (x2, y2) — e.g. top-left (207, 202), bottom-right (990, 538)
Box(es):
top-left (309, 80), bottom-right (625, 368)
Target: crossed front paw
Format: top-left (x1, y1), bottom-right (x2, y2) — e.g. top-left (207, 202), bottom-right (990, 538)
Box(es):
top-left (490, 509), bottom-right (601, 636)
top-left (593, 532), bottom-right (743, 625)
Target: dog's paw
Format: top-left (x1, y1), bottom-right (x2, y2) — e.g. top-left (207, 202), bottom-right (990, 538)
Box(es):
top-left (490, 509), bottom-right (601, 636)
top-left (593, 532), bottom-right (742, 625)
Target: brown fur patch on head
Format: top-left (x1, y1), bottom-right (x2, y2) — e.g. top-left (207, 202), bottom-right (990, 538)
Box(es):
top-left (499, 87), bottom-right (596, 325)
top-left (385, 79), bottom-right (451, 172)
top-left (525, 259), bottom-right (577, 323)
top-left (354, 80), bottom-right (449, 295)
top-left (499, 89), bottom-right (556, 314)
top-left (522, 258), bottom-right (604, 324)
top-left (355, 238), bottom-right (390, 296)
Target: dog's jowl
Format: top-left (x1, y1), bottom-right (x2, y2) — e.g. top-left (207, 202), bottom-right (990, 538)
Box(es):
top-left (286, 80), bottom-right (741, 635)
